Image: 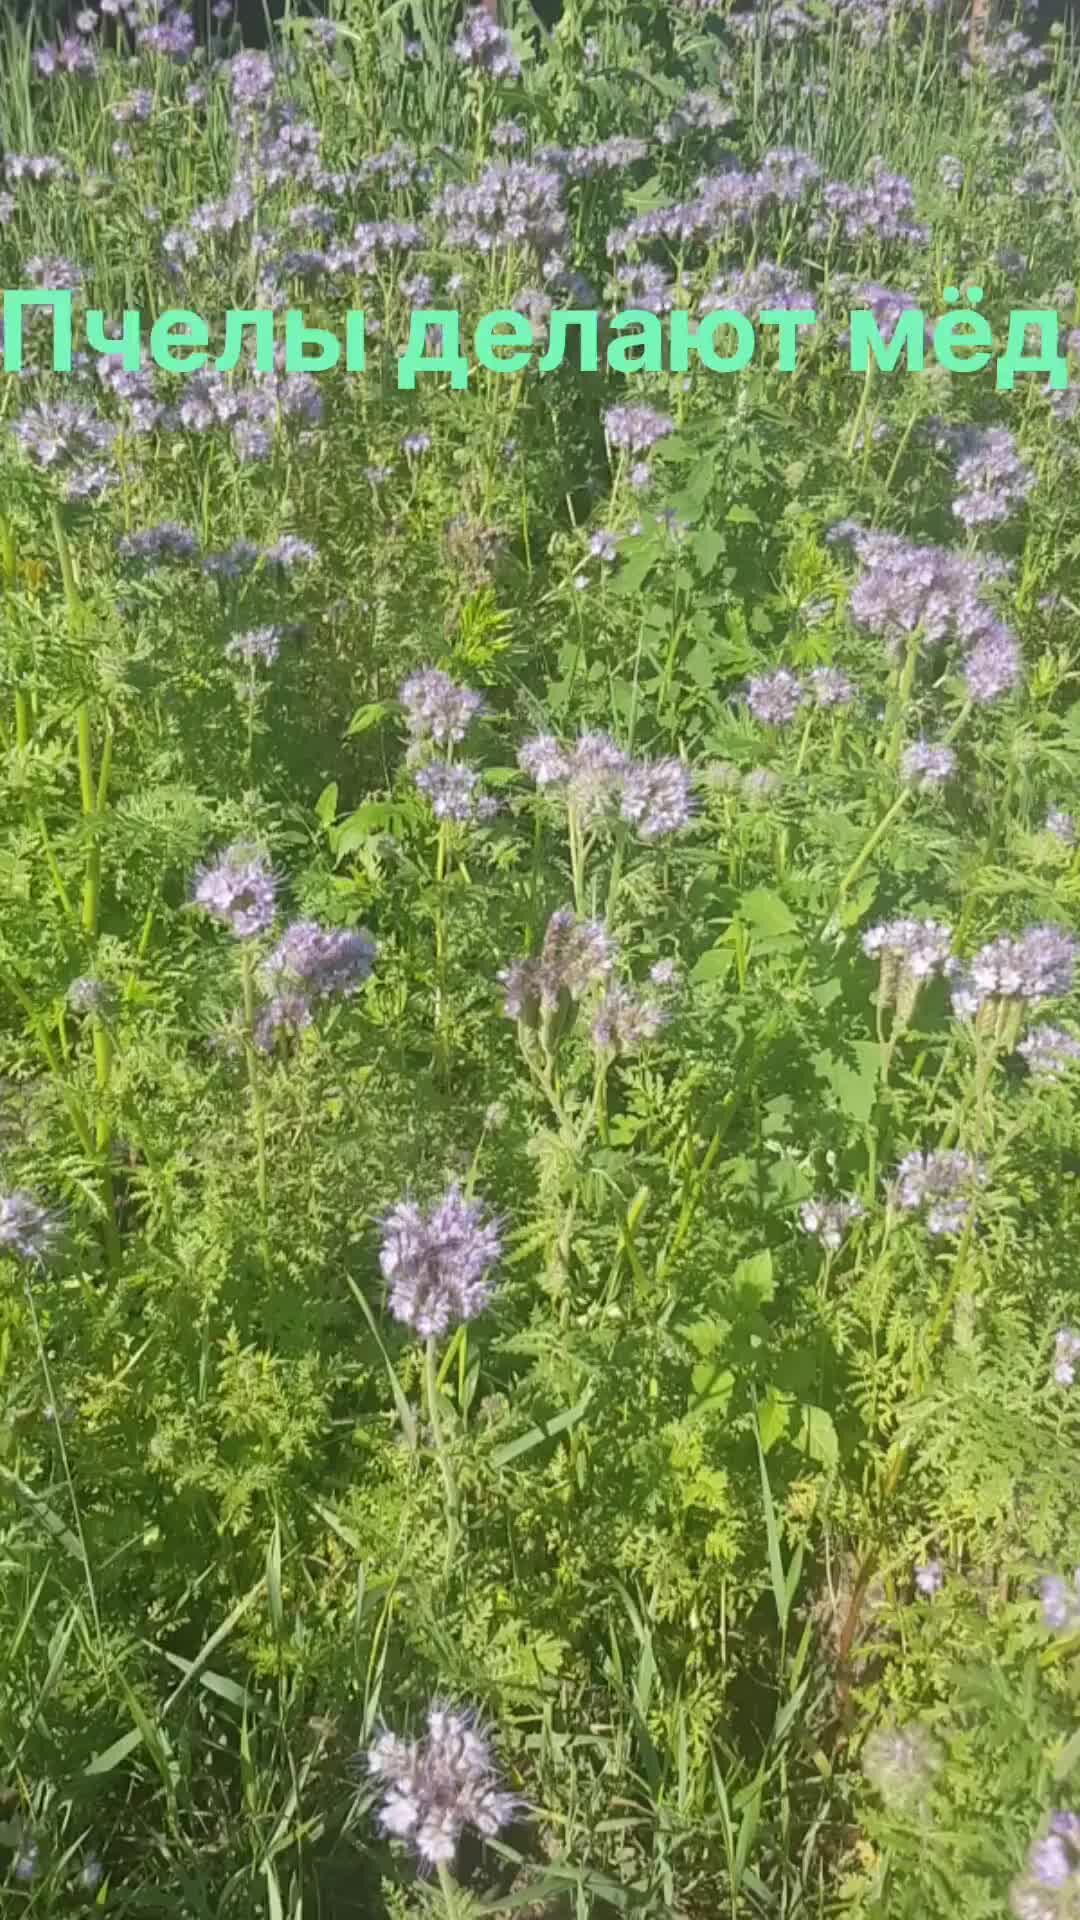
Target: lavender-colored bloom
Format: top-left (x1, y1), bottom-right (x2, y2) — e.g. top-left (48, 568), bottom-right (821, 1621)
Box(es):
top-left (799, 1195), bottom-right (864, 1251)
top-left (518, 735), bottom-right (571, 786)
top-left (265, 535), bottom-right (317, 569)
top-left (12, 399), bottom-right (116, 471)
top-left (366, 1703), bottom-right (516, 1866)
top-left (193, 843), bottom-right (277, 938)
top-left (901, 741), bottom-right (955, 788)
top-left (1046, 810), bottom-right (1076, 845)
top-left (261, 919), bottom-right (375, 999)
top-left (400, 669), bottom-right (485, 748)
top-left (591, 986), bottom-right (667, 1056)
top-left (963, 624), bottom-right (1022, 702)
top-left (499, 908), bottom-right (616, 1022)
top-left (12, 1840), bottom-right (39, 1881)
top-left (650, 958), bottom-right (680, 988)
top-left (229, 51), bottom-right (276, 112)
top-left (863, 919), bottom-right (953, 1012)
top-left (414, 763), bottom-right (497, 824)
top-left (861, 1724), bottom-right (942, 1807)
top-left (915, 1561), bottom-right (944, 1596)
top-left (948, 426), bottom-right (1036, 529)
top-left (619, 756), bottom-right (695, 840)
top-left (835, 522), bottom-right (1010, 663)
top-left (808, 667), bottom-right (855, 708)
top-left (957, 925), bottom-right (1079, 1008)
top-left (589, 530), bottom-right (619, 563)
top-left (1, 1190), bottom-right (62, 1262)
top-left (452, 6), bottom-right (520, 78)
top-left (1018, 1026), bottom-right (1080, 1079)
top-left (254, 991), bottom-right (314, 1053)
top-left (225, 626), bottom-right (283, 667)
top-left (67, 976), bottom-right (113, 1015)
top-left (118, 523), bottom-right (197, 565)
top-left (701, 259), bottom-right (815, 320)
top-left (202, 539), bottom-right (260, 580)
top-left (938, 154), bottom-right (963, 192)
top-left (745, 669), bottom-right (806, 726)
top-left (1041, 1571), bottom-right (1080, 1633)
top-left (603, 405), bottom-right (674, 454)
top-left (432, 163), bottom-right (565, 259)
top-left (814, 163), bottom-right (928, 248)
top-left (1053, 1328), bottom-right (1080, 1386)
top-left (379, 1187), bottom-right (501, 1338)
top-left (893, 1149), bottom-right (986, 1236)
top-left (401, 432), bottom-right (431, 457)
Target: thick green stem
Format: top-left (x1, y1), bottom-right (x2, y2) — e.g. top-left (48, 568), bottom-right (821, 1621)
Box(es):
top-left (425, 1334), bottom-right (460, 1573)
top-left (92, 1016), bottom-right (121, 1270)
top-left (240, 946), bottom-right (269, 1233)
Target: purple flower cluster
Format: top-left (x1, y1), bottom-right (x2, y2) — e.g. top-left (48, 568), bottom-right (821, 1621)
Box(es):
top-left (892, 1149), bottom-right (987, 1236)
top-left (1009, 1812), bottom-right (1080, 1920)
top-left (744, 666), bottom-right (856, 725)
top-left (1053, 1328), bottom-right (1080, 1386)
top-left (831, 523), bottom-right (1012, 672)
top-left (193, 843), bottom-right (277, 938)
top-left (517, 732), bottom-right (693, 839)
top-left (603, 405), bottom-right (674, 454)
top-left (432, 163), bottom-right (566, 260)
top-left (813, 163), bottom-right (929, 247)
top-left (933, 424), bottom-right (1037, 529)
top-left (452, 6), bottom-right (521, 79)
top-left (798, 1196), bottom-right (865, 1251)
top-left (863, 919), bottom-right (953, 1015)
top-left (12, 399), bottom-right (117, 501)
top-left (261, 920), bottom-right (376, 1000)
top-left (414, 763), bottom-right (498, 825)
top-left (701, 260), bottom-right (815, 319)
top-left (366, 1703), bottom-right (516, 1866)
top-left (378, 1187), bottom-right (502, 1337)
top-left (401, 669), bottom-right (486, 749)
top-left (1, 1190), bottom-right (62, 1262)
top-left (1018, 1026), bottom-right (1080, 1079)
top-left (591, 986), bottom-right (667, 1056)
top-left (900, 741), bottom-right (956, 788)
top-left (225, 626), bottom-right (284, 667)
top-left (500, 909), bottom-right (616, 1023)
top-left (1041, 1571), bottom-right (1080, 1633)
top-left (947, 925), bottom-right (1079, 1017)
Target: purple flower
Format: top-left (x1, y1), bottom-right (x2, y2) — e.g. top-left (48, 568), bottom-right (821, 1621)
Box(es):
top-left (400, 669), bottom-right (486, 748)
top-left (808, 667), bottom-right (856, 708)
top-left (452, 6), bottom-right (521, 78)
top-left (366, 1703), bottom-right (516, 1866)
top-left (265, 535), bottom-right (317, 569)
top-left (962, 625), bottom-right (1022, 702)
top-left (893, 1149), bottom-right (987, 1236)
top-left (1041, 1571), bottom-right (1080, 1632)
top-left (13, 400), bottom-right (116, 471)
top-left (118, 523), bottom-right (198, 565)
top-left (745, 669), bottom-right (806, 726)
top-left (500, 909), bottom-right (616, 1022)
top-left (1046, 809), bottom-right (1076, 846)
top-left (401, 432), bottom-right (431, 457)
top-left (901, 741), bottom-right (955, 788)
top-left (1018, 1026), bottom-right (1080, 1079)
top-left (798, 1196), bottom-right (864, 1251)
top-left (225, 626), bottom-right (283, 667)
top-left (193, 843), bottom-right (277, 938)
top-left (915, 1561), bottom-right (944, 1596)
top-left (261, 920), bottom-right (375, 998)
top-left (254, 991), bottom-right (314, 1053)
top-left (67, 976), bottom-right (113, 1016)
top-left (835, 523), bottom-right (1010, 664)
top-left (947, 426), bottom-right (1036, 529)
top-left (379, 1187), bottom-right (502, 1338)
top-left (863, 918), bottom-right (953, 1016)
top-left (603, 405), bottom-right (674, 455)
top-left (591, 986), bottom-right (667, 1056)
top-left (414, 763), bottom-right (497, 824)
top-left (1, 1190), bottom-right (62, 1262)
top-left (1053, 1328), bottom-right (1080, 1386)
top-left (619, 757), bottom-right (695, 840)
top-left (950, 925), bottom-right (1078, 1014)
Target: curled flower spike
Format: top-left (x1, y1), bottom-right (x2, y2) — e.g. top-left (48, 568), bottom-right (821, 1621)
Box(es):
top-left (799, 1196), bottom-right (864, 1251)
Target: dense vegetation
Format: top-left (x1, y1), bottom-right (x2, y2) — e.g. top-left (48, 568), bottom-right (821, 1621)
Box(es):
top-left (3, 1), bottom-right (1080, 1915)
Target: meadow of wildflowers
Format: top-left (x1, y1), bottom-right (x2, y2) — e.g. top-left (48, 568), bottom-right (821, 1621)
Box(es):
top-left (3, 0), bottom-right (1080, 1914)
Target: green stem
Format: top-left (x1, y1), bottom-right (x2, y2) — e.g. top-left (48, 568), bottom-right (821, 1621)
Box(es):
top-left (436, 1862), bottom-right (459, 1919)
top-left (92, 1016), bottom-right (121, 1270)
top-left (425, 1334), bottom-right (460, 1573)
top-left (240, 946), bottom-right (269, 1234)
